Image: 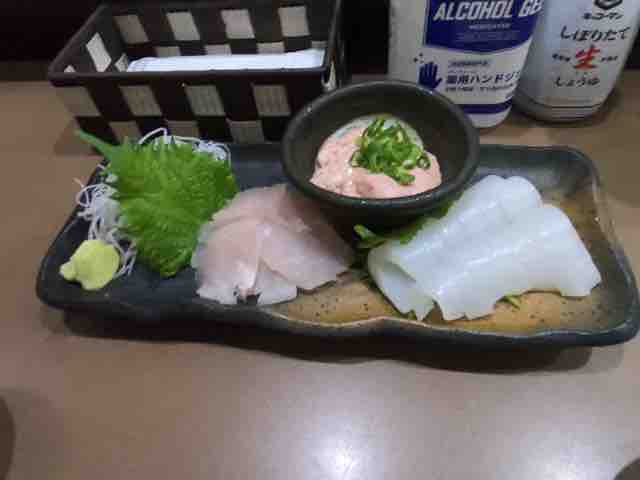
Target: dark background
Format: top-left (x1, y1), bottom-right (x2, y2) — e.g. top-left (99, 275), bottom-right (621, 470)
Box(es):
top-left (0, 0), bottom-right (638, 73)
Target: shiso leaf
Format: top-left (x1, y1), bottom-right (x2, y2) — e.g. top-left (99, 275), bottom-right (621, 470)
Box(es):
top-left (353, 200), bottom-right (454, 250)
top-left (77, 130), bottom-right (238, 277)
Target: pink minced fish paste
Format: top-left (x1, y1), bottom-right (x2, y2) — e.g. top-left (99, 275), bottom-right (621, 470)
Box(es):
top-left (311, 126), bottom-right (442, 199)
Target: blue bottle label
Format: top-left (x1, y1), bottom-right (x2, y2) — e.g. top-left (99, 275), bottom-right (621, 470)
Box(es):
top-left (389, 0), bottom-right (545, 124)
top-left (424, 0), bottom-right (544, 52)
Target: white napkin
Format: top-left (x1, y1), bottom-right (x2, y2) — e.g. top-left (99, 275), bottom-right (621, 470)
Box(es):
top-left (127, 49), bottom-right (325, 72)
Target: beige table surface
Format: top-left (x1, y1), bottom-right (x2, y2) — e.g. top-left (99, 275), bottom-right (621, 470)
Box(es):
top-left (1, 73), bottom-right (640, 480)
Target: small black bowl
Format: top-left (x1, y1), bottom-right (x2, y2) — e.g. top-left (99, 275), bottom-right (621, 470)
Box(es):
top-left (282, 81), bottom-right (479, 227)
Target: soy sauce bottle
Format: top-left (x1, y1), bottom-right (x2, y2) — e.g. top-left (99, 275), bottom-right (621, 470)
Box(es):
top-left (515, 0), bottom-right (640, 121)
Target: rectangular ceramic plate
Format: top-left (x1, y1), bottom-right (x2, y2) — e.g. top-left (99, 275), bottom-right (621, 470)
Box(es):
top-left (37, 145), bottom-right (640, 347)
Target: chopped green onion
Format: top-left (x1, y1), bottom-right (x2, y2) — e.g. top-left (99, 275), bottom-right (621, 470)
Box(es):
top-left (350, 117), bottom-right (432, 186)
top-left (353, 199), bottom-right (454, 250)
top-left (503, 295), bottom-right (522, 309)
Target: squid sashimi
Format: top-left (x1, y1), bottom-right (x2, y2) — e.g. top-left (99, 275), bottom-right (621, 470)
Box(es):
top-left (195, 184), bottom-right (354, 305)
top-left (368, 246), bottom-right (434, 319)
top-left (368, 175), bottom-right (601, 321)
top-left (419, 204), bottom-right (601, 320)
top-left (369, 175), bottom-right (542, 317)
top-left (391, 175), bottom-right (542, 283)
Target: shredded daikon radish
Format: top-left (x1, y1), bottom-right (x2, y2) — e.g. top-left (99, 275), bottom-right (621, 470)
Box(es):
top-left (73, 129), bottom-right (230, 277)
top-left (74, 179), bottom-right (136, 278)
top-left (140, 128), bottom-right (231, 162)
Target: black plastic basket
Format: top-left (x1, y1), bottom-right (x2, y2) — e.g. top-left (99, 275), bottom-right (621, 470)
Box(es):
top-left (48, 0), bottom-right (344, 144)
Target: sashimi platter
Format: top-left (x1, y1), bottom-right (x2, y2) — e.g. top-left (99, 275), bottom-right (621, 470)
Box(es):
top-left (37, 116), bottom-right (639, 347)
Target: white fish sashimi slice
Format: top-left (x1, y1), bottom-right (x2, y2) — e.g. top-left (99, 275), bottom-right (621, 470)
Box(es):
top-left (275, 188), bottom-right (317, 233)
top-left (296, 211), bottom-right (355, 270)
top-left (278, 188), bottom-right (353, 248)
top-left (210, 184), bottom-right (288, 229)
top-left (263, 189), bottom-right (354, 289)
top-left (249, 262), bottom-right (298, 305)
top-left (211, 183), bottom-right (351, 253)
top-left (419, 204), bottom-right (602, 320)
top-left (196, 185), bottom-right (354, 304)
top-left (391, 175), bottom-right (542, 282)
top-left (368, 246), bottom-right (434, 320)
top-left (195, 218), bottom-right (267, 304)
top-left (211, 184), bottom-right (313, 233)
top-left (261, 222), bottom-right (352, 291)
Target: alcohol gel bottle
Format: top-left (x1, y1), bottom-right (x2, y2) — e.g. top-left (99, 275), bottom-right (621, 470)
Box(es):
top-left (389, 0), bottom-right (545, 128)
top-left (514, 0), bottom-right (640, 121)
